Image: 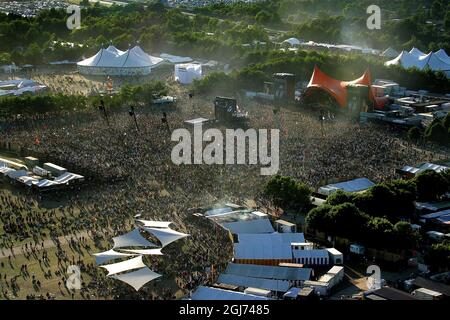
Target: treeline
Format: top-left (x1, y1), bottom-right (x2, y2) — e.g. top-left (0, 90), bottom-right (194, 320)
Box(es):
top-left (193, 50), bottom-right (450, 95)
top-left (0, 2), bottom-right (269, 65)
top-left (195, 0), bottom-right (450, 52)
top-left (305, 169), bottom-right (450, 250)
top-left (0, 81), bottom-right (168, 118)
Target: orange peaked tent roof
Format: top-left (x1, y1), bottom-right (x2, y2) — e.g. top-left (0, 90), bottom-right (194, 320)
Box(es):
top-left (306, 66), bottom-right (385, 108)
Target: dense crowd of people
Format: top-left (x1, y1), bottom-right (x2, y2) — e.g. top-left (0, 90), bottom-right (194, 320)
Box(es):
top-left (0, 84), bottom-right (448, 300)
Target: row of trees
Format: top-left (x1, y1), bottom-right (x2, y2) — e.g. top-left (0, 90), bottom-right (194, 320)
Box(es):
top-left (306, 202), bottom-right (420, 250)
top-left (0, 2), bottom-right (271, 66)
top-left (194, 0), bottom-right (450, 53)
top-left (325, 170), bottom-right (450, 222)
top-left (263, 170), bottom-right (449, 250)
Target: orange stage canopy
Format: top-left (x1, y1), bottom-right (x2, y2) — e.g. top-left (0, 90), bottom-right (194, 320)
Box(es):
top-left (306, 66), bottom-right (388, 109)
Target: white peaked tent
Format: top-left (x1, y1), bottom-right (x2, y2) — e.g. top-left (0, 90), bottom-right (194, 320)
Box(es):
top-left (112, 228), bottom-right (157, 249)
top-left (93, 249), bottom-right (138, 265)
top-left (409, 47), bottom-right (426, 57)
top-left (111, 267), bottom-right (162, 291)
top-left (77, 45), bottom-right (164, 76)
top-left (121, 248), bottom-right (163, 255)
top-left (385, 48), bottom-right (450, 77)
top-left (174, 63), bottom-right (202, 84)
top-left (141, 227), bottom-right (189, 247)
top-left (136, 220), bottom-right (173, 229)
top-left (282, 37), bottom-right (301, 47)
top-left (100, 255), bottom-right (146, 276)
top-left (435, 49), bottom-right (450, 64)
top-left (381, 47), bottom-right (399, 58)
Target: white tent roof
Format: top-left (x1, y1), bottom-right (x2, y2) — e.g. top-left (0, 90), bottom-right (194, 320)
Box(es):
top-left (6, 169), bottom-right (28, 180)
top-left (136, 220), bottom-right (173, 229)
top-left (381, 47), bottom-right (399, 58)
top-left (282, 38), bottom-right (301, 46)
top-left (121, 248), bottom-right (163, 255)
top-left (160, 53), bottom-right (193, 64)
top-left (35, 179), bottom-right (60, 188)
top-left (100, 255), bottom-right (146, 276)
top-left (191, 286), bottom-right (270, 300)
top-left (434, 49), bottom-right (450, 64)
top-left (77, 45), bottom-right (162, 68)
top-left (111, 266), bottom-right (162, 291)
top-left (94, 249), bottom-right (136, 265)
top-left (93, 249), bottom-right (138, 265)
top-left (386, 49), bottom-right (450, 74)
top-left (141, 227), bottom-right (189, 247)
top-left (409, 47), bottom-right (426, 57)
top-left (54, 172), bottom-right (84, 184)
top-left (112, 228), bottom-right (157, 249)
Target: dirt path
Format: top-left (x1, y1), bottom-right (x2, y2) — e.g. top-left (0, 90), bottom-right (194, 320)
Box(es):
top-left (0, 231), bottom-right (90, 259)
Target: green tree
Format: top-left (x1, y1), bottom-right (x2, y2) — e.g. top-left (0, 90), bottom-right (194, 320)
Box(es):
top-left (424, 241), bottom-right (450, 271)
top-left (415, 170), bottom-right (448, 201)
top-left (264, 175), bottom-right (311, 211)
top-left (407, 126), bottom-right (422, 142)
top-left (425, 121), bottom-right (448, 145)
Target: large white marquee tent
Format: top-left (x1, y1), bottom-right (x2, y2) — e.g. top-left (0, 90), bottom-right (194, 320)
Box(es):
top-left (77, 45), bottom-right (164, 76)
top-left (385, 47), bottom-right (450, 77)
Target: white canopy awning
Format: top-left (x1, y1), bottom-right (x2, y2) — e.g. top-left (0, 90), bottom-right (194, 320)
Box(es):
top-left (121, 248), bottom-right (163, 255)
top-left (93, 249), bottom-right (138, 265)
top-left (112, 228), bottom-right (157, 249)
top-left (100, 255), bottom-right (146, 276)
top-left (141, 227), bottom-right (189, 247)
top-left (111, 267), bottom-right (162, 291)
top-left (136, 220), bottom-right (173, 229)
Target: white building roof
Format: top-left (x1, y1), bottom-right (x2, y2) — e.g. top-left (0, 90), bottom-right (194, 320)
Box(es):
top-left (220, 219), bottom-right (274, 234)
top-left (234, 233), bottom-right (305, 260)
top-left (326, 248), bottom-right (343, 256)
top-left (328, 266), bottom-right (344, 274)
top-left (292, 249), bottom-right (329, 259)
top-left (218, 274), bottom-right (291, 292)
top-left (191, 286), bottom-right (270, 300)
top-left (141, 226), bottom-right (189, 247)
top-left (319, 178), bottom-right (375, 195)
top-left (100, 255), bottom-right (146, 276)
top-left (93, 249), bottom-right (138, 265)
top-left (224, 263), bottom-right (311, 281)
top-left (112, 228), bottom-right (157, 249)
top-left (111, 267), bottom-right (162, 291)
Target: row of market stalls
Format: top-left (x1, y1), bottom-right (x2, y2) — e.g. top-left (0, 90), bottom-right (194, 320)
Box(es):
top-left (0, 79), bottom-right (47, 97)
top-left (0, 156), bottom-right (84, 191)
